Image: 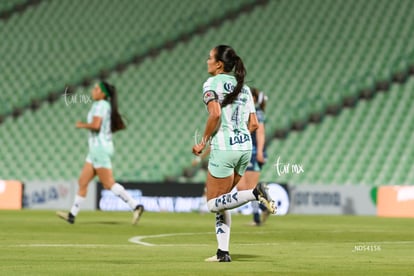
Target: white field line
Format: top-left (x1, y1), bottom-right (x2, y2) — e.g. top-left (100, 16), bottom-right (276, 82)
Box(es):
top-left (6, 230), bottom-right (414, 248)
top-left (10, 244), bottom-right (128, 248)
top-left (128, 232), bottom-right (212, 246)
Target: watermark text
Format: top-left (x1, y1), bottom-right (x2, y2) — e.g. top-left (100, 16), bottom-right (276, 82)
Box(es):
top-left (274, 156), bottom-right (304, 176)
top-left (352, 244), bottom-right (381, 252)
top-left (62, 87), bottom-right (92, 106)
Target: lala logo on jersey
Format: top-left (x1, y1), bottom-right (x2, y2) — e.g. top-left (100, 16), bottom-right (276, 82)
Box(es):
top-left (229, 133), bottom-right (250, 145)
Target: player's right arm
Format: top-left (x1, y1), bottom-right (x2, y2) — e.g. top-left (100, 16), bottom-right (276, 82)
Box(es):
top-left (76, 116), bottom-right (102, 131)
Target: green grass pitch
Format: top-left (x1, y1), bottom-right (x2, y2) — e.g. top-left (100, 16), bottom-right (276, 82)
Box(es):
top-left (0, 210), bottom-right (413, 275)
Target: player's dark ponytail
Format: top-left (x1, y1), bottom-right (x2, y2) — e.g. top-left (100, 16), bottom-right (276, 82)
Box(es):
top-left (214, 45), bottom-right (246, 107)
top-left (101, 81), bottom-right (126, 133)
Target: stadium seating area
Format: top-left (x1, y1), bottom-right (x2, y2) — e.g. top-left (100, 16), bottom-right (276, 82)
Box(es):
top-left (1, 0), bottom-right (413, 186)
top-left (0, 0), bottom-right (256, 116)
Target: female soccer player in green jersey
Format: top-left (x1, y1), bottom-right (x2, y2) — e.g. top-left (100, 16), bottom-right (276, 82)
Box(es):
top-left (192, 45), bottom-right (276, 262)
top-left (57, 81), bottom-right (144, 225)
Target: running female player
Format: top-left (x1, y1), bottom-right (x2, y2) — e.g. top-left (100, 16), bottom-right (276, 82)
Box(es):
top-left (57, 81), bottom-right (144, 225)
top-left (192, 45), bottom-right (276, 262)
top-left (236, 88), bottom-right (270, 226)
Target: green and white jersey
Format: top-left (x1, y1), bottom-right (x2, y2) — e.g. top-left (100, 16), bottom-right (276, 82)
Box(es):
top-left (87, 100), bottom-right (112, 148)
top-left (202, 73), bottom-right (256, 151)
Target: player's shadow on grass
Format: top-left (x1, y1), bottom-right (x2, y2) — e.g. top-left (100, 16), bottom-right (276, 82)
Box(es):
top-left (82, 221), bottom-right (124, 225)
top-left (231, 254), bottom-right (262, 261)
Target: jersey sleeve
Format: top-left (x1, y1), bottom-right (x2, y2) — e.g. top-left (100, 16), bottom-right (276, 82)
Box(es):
top-left (202, 77), bottom-right (219, 105)
top-left (92, 100), bottom-right (110, 118)
top-left (202, 91), bottom-right (218, 105)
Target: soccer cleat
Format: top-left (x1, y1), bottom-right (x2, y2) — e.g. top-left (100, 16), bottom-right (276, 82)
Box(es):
top-left (132, 204), bottom-right (144, 225)
top-left (205, 249), bottom-right (231, 262)
top-left (254, 183), bottom-right (277, 214)
top-left (56, 211), bottom-right (75, 224)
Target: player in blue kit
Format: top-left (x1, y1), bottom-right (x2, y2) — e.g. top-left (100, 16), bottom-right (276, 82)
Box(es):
top-left (237, 88), bottom-right (271, 225)
top-left (57, 81), bottom-right (144, 225)
top-left (192, 45), bottom-right (276, 262)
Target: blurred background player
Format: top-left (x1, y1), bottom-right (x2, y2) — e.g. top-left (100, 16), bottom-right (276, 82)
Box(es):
top-left (192, 45), bottom-right (276, 262)
top-left (57, 81), bottom-right (144, 225)
top-left (236, 88), bottom-right (270, 226)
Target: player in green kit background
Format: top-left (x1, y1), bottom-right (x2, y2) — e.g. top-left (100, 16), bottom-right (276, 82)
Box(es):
top-left (57, 81), bottom-right (144, 225)
top-left (192, 45), bottom-right (276, 262)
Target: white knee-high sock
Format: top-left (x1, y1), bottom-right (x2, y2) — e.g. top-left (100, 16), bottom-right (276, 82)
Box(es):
top-left (207, 190), bottom-right (256, 212)
top-left (111, 183), bottom-right (138, 209)
top-left (70, 195), bottom-right (86, 216)
top-left (215, 210), bottom-right (231, 252)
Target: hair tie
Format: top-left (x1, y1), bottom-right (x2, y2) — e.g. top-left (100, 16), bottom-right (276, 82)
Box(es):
top-left (258, 91), bottom-right (264, 105)
top-left (258, 91), bottom-right (268, 105)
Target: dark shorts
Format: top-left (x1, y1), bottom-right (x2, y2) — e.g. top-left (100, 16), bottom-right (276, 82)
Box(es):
top-left (246, 152), bottom-right (267, 172)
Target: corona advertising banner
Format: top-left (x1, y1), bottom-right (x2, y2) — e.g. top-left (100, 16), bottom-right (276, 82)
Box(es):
top-left (289, 185), bottom-right (376, 215)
